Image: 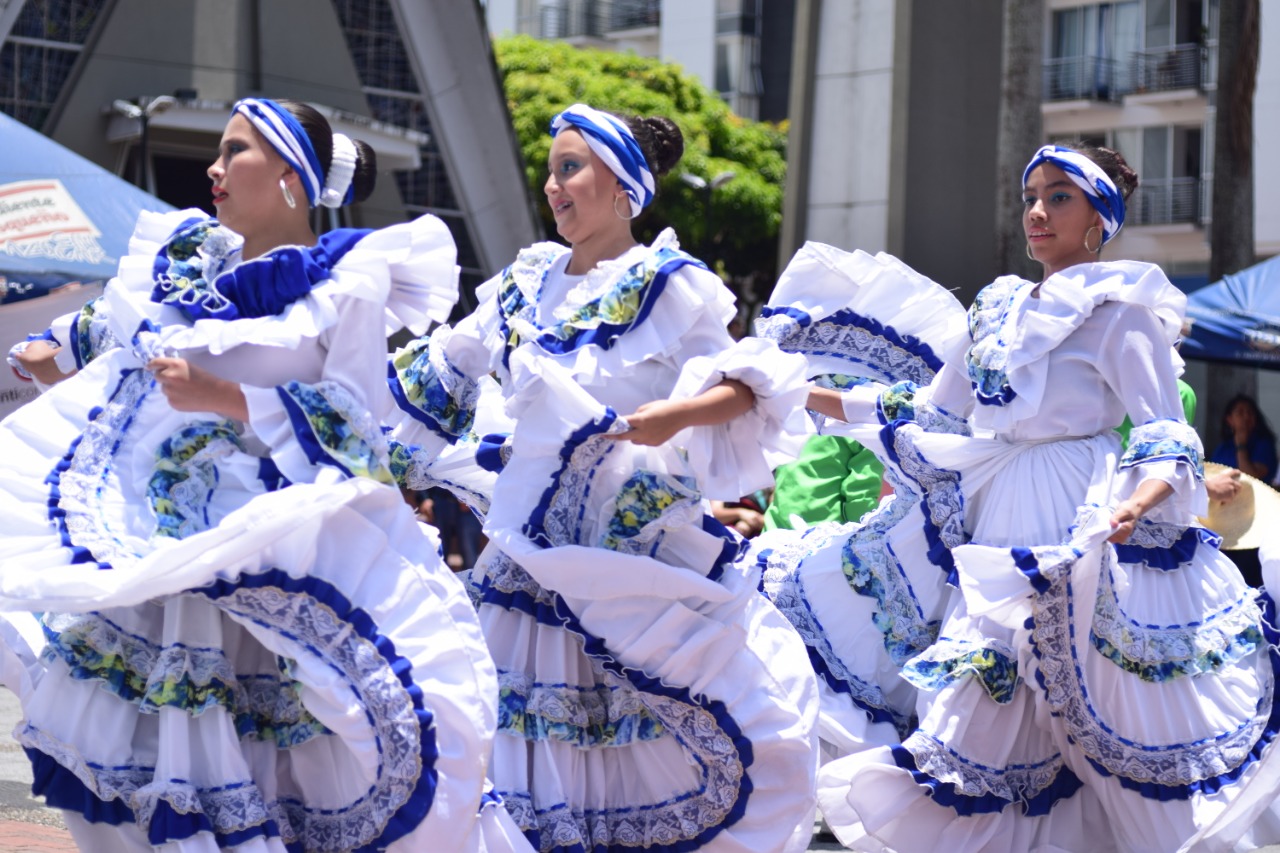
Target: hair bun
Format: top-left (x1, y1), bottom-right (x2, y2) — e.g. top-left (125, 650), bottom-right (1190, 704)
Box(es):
top-left (349, 139), bottom-right (378, 204)
top-left (642, 116), bottom-right (684, 176)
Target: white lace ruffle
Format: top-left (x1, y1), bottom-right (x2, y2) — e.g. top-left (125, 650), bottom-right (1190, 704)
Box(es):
top-left (668, 335), bottom-right (809, 499)
top-left (968, 261), bottom-right (1185, 431)
top-left (104, 209), bottom-right (458, 358)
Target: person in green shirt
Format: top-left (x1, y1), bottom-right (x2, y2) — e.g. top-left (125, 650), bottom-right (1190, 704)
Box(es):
top-left (763, 434), bottom-right (885, 531)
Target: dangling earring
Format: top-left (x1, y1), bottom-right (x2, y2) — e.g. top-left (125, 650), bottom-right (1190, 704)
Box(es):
top-left (613, 194), bottom-right (636, 221)
top-left (1026, 242), bottom-right (1036, 261)
top-left (1083, 225), bottom-right (1102, 254)
top-left (280, 178), bottom-right (297, 210)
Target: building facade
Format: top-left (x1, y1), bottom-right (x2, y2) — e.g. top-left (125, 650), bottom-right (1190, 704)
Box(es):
top-left (481, 0), bottom-right (795, 122)
top-left (1042, 0), bottom-right (1280, 289)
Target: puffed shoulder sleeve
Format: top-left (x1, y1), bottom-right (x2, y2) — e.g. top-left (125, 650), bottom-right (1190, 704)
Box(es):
top-left (1099, 302), bottom-right (1206, 519)
top-left (662, 265), bottom-right (809, 498)
top-left (387, 272), bottom-right (507, 449)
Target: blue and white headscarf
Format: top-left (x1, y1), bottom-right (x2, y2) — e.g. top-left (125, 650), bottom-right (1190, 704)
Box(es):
top-left (231, 98), bottom-right (356, 209)
top-left (1022, 144), bottom-right (1126, 245)
top-left (550, 104), bottom-right (655, 217)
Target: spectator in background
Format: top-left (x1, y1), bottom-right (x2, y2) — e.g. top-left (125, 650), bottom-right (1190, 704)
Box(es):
top-left (1210, 394), bottom-right (1278, 484)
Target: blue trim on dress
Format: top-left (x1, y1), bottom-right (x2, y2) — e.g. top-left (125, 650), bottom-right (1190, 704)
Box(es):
top-left (192, 568), bottom-right (438, 852)
top-left (45, 370), bottom-right (148, 570)
top-left (274, 386), bottom-right (356, 478)
top-left (497, 251), bottom-right (703, 371)
top-left (1020, 545), bottom-right (1280, 801)
top-left (153, 222), bottom-right (370, 323)
top-left (1113, 526), bottom-right (1221, 571)
top-left (28, 747), bottom-right (136, 825)
top-left (877, 421), bottom-right (959, 586)
top-left (476, 433), bottom-right (511, 474)
top-left (485, 584), bottom-right (756, 852)
top-left (385, 358), bottom-right (459, 444)
top-left (889, 745), bottom-right (1084, 817)
top-left (1012, 547), bottom-right (1051, 594)
top-left (757, 305), bottom-right (945, 373)
top-left (522, 413), bottom-right (620, 549)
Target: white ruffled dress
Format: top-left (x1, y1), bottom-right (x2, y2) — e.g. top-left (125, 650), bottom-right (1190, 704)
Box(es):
top-left (388, 230), bottom-right (822, 852)
top-left (748, 242), bottom-right (970, 760)
top-left (774, 257), bottom-right (1280, 852)
top-left (0, 209), bottom-right (521, 851)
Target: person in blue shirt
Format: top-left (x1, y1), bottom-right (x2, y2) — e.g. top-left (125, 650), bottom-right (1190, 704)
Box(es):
top-left (1210, 394), bottom-right (1278, 484)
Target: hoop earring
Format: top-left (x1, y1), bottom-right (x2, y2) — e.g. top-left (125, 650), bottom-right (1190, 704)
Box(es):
top-left (280, 178), bottom-right (297, 210)
top-left (613, 194), bottom-right (637, 221)
top-left (1026, 242), bottom-right (1036, 261)
top-left (1083, 225), bottom-right (1102, 254)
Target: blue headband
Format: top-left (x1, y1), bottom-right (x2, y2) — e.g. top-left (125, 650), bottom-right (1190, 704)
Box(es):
top-left (1022, 145), bottom-right (1126, 246)
top-left (550, 104), bottom-right (655, 217)
top-left (232, 99), bottom-right (355, 209)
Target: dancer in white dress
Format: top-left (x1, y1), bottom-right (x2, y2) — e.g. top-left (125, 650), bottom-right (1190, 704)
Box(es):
top-left (0, 98), bottom-right (519, 851)
top-left (388, 103), bottom-right (820, 852)
top-left (777, 144), bottom-right (1280, 852)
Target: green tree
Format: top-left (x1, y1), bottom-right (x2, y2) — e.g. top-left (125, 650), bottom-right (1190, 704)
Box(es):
top-left (494, 35), bottom-right (787, 310)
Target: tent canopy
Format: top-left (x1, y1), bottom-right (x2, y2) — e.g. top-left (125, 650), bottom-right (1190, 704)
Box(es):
top-left (1182, 255), bottom-right (1280, 368)
top-left (0, 111), bottom-right (172, 302)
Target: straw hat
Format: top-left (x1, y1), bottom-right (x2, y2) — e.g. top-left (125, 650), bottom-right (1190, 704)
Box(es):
top-left (1197, 462), bottom-right (1280, 550)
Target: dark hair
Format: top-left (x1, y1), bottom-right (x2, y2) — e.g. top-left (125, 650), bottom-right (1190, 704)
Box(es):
top-left (619, 114), bottom-right (684, 177)
top-left (276, 99), bottom-right (377, 204)
top-left (1059, 142), bottom-right (1139, 201)
top-left (1220, 394), bottom-right (1276, 448)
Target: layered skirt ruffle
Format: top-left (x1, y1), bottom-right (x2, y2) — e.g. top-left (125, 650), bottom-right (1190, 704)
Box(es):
top-left (473, 355), bottom-right (820, 852)
top-left (814, 428), bottom-right (1280, 853)
top-left (0, 341), bottom-right (515, 850)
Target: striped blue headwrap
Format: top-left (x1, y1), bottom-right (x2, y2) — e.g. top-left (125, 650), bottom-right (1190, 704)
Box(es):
top-left (232, 98), bottom-right (357, 209)
top-left (550, 104), bottom-right (655, 218)
top-left (1022, 144), bottom-right (1126, 245)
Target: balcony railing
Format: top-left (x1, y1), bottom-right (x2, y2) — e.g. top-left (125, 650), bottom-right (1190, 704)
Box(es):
top-left (520, 0), bottom-right (659, 40)
top-left (1043, 56), bottom-right (1124, 102)
top-left (1044, 43), bottom-right (1205, 102)
top-left (1131, 43), bottom-right (1203, 94)
top-left (1130, 176), bottom-right (1203, 226)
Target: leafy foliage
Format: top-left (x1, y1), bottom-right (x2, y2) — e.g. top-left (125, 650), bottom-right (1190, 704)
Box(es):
top-left (494, 34), bottom-right (787, 299)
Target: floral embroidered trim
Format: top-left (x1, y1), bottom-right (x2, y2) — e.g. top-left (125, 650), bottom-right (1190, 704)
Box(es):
top-left (277, 379), bottom-right (392, 483)
top-left (1025, 538), bottom-right (1271, 789)
top-left (388, 329), bottom-right (479, 441)
top-left (902, 730), bottom-right (1068, 803)
top-left (755, 305), bottom-right (944, 388)
top-left (71, 295), bottom-right (120, 369)
top-left (884, 422), bottom-right (968, 582)
top-left (902, 639), bottom-right (1020, 704)
top-left (1090, 546), bottom-right (1264, 682)
top-left (600, 469), bottom-right (701, 553)
top-left (759, 524), bottom-right (912, 735)
top-left (193, 573), bottom-right (433, 850)
top-left (965, 278), bottom-right (1025, 407)
top-left (147, 421), bottom-right (245, 539)
top-left (52, 368), bottom-right (155, 570)
top-left (496, 233), bottom-right (701, 361)
top-left (1120, 418), bottom-right (1204, 477)
top-left (840, 482), bottom-right (942, 667)
top-left (149, 220), bottom-right (240, 318)
top-left (20, 722), bottom-right (297, 845)
top-left (876, 381), bottom-right (970, 435)
top-left (497, 669), bottom-right (666, 747)
top-left (41, 612), bottom-right (331, 749)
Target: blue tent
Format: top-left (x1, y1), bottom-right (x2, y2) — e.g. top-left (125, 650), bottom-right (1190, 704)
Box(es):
top-left (1181, 255), bottom-right (1280, 368)
top-left (0, 111), bottom-right (172, 304)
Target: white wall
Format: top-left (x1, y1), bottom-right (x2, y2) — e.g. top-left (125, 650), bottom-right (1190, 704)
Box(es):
top-left (481, 0), bottom-right (520, 36)
top-left (659, 0), bottom-right (715, 89)
top-left (1255, 2), bottom-right (1280, 257)
top-left (802, 0), bottom-right (899, 253)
